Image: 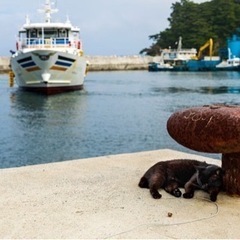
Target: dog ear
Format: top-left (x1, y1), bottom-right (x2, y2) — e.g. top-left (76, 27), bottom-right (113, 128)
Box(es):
top-left (216, 168), bottom-right (225, 176)
top-left (195, 161), bottom-right (208, 170)
top-left (195, 165), bottom-right (206, 171)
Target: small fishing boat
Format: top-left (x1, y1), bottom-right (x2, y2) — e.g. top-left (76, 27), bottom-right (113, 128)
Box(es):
top-left (215, 57), bottom-right (240, 71)
top-left (148, 61), bottom-right (173, 71)
top-left (216, 48), bottom-right (240, 71)
top-left (148, 37), bottom-right (197, 72)
top-left (10, 0), bottom-right (87, 94)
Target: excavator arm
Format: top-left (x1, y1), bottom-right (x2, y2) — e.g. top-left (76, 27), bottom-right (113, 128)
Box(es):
top-left (197, 38), bottom-right (213, 59)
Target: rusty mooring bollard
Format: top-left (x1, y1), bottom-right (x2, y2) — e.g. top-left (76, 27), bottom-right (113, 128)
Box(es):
top-left (167, 104), bottom-right (240, 195)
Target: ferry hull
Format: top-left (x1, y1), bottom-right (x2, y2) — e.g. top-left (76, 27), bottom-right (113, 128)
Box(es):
top-left (18, 84), bottom-right (84, 95)
top-left (10, 50), bottom-right (86, 94)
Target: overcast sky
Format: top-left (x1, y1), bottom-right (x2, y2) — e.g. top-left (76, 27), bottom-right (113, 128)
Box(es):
top-left (0, 0), bottom-right (208, 56)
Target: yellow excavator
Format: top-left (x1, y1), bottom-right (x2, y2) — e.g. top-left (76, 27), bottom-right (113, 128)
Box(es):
top-left (192, 38), bottom-right (213, 60)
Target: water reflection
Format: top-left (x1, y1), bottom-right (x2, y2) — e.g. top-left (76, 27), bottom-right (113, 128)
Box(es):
top-left (152, 86), bottom-right (240, 94)
top-left (7, 89), bottom-right (88, 167)
top-left (10, 89), bottom-right (88, 126)
top-left (200, 86), bottom-right (240, 94)
top-left (167, 70), bottom-right (240, 80)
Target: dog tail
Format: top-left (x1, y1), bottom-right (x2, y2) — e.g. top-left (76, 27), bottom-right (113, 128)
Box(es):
top-left (138, 176), bottom-right (149, 188)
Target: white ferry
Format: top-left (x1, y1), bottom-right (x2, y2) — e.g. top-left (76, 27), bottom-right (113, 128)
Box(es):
top-left (148, 37), bottom-right (197, 71)
top-left (10, 0), bottom-right (87, 94)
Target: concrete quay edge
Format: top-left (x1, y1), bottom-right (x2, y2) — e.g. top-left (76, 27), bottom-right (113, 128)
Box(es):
top-left (0, 149), bottom-right (239, 239)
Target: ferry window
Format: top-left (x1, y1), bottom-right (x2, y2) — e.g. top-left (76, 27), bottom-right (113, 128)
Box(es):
top-left (38, 30), bottom-right (43, 38)
top-left (59, 29), bottom-right (67, 37)
top-left (30, 30), bottom-right (37, 38)
top-left (39, 29), bottom-right (58, 38)
top-left (19, 31), bottom-right (26, 39)
top-left (73, 31), bottom-right (79, 40)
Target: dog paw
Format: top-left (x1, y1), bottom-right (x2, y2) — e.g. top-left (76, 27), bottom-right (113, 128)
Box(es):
top-left (173, 189), bottom-right (182, 198)
top-left (183, 192), bottom-right (194, 199)
top-left (210, 195), bottom-right (217, 202)
top-left (150, 189), bottom-right (162, 199)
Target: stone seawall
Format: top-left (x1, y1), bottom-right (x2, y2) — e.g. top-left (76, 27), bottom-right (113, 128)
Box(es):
top-left (86, 55), bottom-right (161, 71)
top-left (0, 57), bottom-right (11, 73)
top-left (0, 55), bottom-right (161, 73)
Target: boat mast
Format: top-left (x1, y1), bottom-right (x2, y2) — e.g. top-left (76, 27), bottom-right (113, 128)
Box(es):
top-left (38, 0), bottom-right (58, 23)
top-left (177, 36), bottom-right (182, 52)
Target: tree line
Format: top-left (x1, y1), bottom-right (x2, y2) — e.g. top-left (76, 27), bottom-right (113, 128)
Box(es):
top-left (140, 0), bottom-right (240, 56)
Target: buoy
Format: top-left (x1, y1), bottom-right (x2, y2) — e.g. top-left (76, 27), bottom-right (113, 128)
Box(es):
top-left (78, 50), bottom-right (84, 56)
top-left (9, 71), bottom-right (15, 87)
top-left (85, 60), bottom-right (90, 76)
top-left (77, 41), bottom-right (81, 49)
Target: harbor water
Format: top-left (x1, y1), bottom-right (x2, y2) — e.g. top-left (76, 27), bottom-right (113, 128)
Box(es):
top-left (1, 70), bottom-right (240, 168)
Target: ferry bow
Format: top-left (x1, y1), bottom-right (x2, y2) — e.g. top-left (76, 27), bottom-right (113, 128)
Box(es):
top-left (10, 0), bottom-right (87, 94)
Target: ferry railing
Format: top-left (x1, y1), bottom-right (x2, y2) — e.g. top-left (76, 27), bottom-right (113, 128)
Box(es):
top-left (17, 37), bottom-right (82, 50)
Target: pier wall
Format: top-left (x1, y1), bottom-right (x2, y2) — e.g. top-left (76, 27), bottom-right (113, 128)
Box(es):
top-left (0, 55), bottom-right (161, 73)
top-left (86, 55), bottom-right (161, 71)
top-left (0, 57), bottom-right (10, 73)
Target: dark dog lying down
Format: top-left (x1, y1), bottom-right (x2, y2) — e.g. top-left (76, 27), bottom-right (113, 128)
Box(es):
top-left (138, 159), bottom-right (224, 202)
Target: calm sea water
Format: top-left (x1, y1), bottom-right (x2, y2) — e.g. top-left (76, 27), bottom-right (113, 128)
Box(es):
top-left (1, 70), bottom-right (240, 168)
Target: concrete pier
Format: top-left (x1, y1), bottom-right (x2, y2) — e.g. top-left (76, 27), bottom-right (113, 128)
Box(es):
top-left (0, 149), bottom-right (239, 239)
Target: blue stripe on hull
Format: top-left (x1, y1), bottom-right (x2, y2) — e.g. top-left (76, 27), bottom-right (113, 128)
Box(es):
top-left (58, 55), bottom-right (75, 62)
top-left (21, 61), bottom-right (36, 68)
top-left (55, 61), bottom-right (72, 67)
top-left (17, 56), bottom-right (32, 64)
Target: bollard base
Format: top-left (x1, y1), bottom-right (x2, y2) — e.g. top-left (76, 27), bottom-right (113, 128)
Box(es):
top-left (222, 152), bottom-right (240, 195)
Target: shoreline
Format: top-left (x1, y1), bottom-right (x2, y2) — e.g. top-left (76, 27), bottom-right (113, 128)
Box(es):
top-left (0, 55), bottom-right (160, 73)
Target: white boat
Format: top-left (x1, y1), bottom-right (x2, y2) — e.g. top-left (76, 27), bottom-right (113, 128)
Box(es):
top-left (216, 49), bottom-right (240, 71)
top-left (148, 61), bottom-right (173, 71)
top-left (10, 0), bottom-right (87, 94)
top-left (215, 57), bottom-right (240, 70)
top-left (161, 37), bottom-right (197, 63)
top-left (148, 37), bottom-right (197, 71)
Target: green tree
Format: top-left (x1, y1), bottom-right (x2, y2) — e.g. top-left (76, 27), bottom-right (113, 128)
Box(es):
top-left (141, 0), bottom-right (240, 56)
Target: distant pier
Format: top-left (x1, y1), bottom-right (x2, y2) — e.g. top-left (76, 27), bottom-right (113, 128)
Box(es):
top-left (85, 55), bottom-right (159, 71)
top-left (0, 55), bottom-right (161, 73)
top-left (0, 57), bottom-right (11, 73)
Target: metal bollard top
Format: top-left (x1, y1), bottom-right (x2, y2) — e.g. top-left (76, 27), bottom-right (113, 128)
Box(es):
top-left (167, 104), bottom-right (240, 154)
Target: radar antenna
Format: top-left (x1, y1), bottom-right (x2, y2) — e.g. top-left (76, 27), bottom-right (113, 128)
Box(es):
top-left (38, 0), bottom-right (58, 23)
